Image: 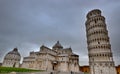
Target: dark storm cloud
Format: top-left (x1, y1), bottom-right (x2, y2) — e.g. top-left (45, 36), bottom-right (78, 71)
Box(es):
top-left (0, 0), bottom-right (120, 66)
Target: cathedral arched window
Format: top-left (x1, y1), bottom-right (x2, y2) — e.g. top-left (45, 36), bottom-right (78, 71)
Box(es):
top-left (98, 42), bottom-right (100, 44)
top-left (95, 20), bottom-right (97, 23)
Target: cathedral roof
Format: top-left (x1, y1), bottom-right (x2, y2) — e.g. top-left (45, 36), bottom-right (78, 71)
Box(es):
top-left (53, 41), bottom-right (63, 49)
top-left (4, 48), bottom-right (21, 61)
top-left (7, 48), bottom-right (21, 56)
top-left (71, 53), bottom-right (79, 57)
top-left (58, 54), bottom-right (69, 57)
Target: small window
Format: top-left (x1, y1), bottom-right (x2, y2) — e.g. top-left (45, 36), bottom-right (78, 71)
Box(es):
top-left (95, 20), bottom-right (97, 23)
top-left (62, 58), bottom-right (63, 60)
top-left (101, 70), bottom-right (102, 73)
top-left (98, 42), bottom-right (100, 44)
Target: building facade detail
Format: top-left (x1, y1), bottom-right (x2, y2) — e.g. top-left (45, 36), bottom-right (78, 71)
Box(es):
top-left (21, 41), bottom-right (79, 72)
top-left (2, 48), bottom-right (21, 67)
top-left (85, 9), bottom-right (117, 74)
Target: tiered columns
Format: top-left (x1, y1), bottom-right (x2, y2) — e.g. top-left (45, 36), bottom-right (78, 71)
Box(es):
top-left (85, 9), bottom-right (116, 74)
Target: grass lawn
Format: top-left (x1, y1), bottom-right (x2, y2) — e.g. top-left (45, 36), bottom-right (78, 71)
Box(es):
top-left (0, 67), bottom-right (43, 73)
top-left (84, 72), bottom-right (89, 74)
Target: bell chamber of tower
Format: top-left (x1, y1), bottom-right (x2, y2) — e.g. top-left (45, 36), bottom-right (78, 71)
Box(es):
top-left (85, 9), bottom-right (116, 74)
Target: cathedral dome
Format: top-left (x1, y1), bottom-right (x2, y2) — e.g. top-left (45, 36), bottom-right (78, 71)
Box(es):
top-left (7, 48), bottom-right (21, 57)
top-left (2, 48), bottom-right (21, 67)
top-left (53, 41), bottom-right (63, 49)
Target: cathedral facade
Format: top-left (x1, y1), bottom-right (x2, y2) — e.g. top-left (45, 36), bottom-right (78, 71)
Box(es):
top-left (21, 41), bottom-right (79, 72)
top-left (85, 9), bottom-right (117, 74)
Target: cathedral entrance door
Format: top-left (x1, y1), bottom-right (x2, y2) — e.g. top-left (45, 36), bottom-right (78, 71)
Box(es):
top-left (53, 64), bottom-right (57, 71)
top-left (52, 61), bottom-right (58, 71)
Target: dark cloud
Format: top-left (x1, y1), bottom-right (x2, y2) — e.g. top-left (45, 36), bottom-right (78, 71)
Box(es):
top-left (0, 0), bottom-right (120, 66)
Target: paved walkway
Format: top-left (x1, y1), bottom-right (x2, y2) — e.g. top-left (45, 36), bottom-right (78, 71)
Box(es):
top-left (8, 71), bottom-right (84, 74)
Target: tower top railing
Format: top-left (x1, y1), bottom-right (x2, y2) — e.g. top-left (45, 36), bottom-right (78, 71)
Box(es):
top-left (87, 9), bottom-right (101, 19)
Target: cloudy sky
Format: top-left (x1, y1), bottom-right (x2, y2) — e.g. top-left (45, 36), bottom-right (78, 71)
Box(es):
top-left (0, 0), bottom-right (120, 66)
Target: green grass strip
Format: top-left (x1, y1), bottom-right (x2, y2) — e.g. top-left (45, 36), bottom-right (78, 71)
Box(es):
top-left (0, 67), bottom-right (43, 73)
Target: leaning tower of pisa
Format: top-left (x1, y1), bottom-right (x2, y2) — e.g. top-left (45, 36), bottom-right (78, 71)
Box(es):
top-left (85, 9), bottom-right (116, 74)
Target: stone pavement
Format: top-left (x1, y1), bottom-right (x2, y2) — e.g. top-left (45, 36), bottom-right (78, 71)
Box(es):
top-left (8, 71), bottom-right (84, 74)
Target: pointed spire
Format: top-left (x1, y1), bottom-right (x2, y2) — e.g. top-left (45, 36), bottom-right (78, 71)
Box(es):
top-left (40, 44), bottom-right (45, 49)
